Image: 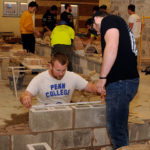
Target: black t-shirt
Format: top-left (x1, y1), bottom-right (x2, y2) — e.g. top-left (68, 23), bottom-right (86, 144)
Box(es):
top-left (42, 11), bottom-right (57, 32)
top-left (100, 15), bottom-right (139, 84)
top-left (61, 11), bottom-right (74, 28)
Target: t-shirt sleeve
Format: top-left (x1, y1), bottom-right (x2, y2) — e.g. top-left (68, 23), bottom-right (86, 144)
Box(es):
top-left (101, 17), bottom-right (119, 37)
top-left (26, 76), bottom-right (39, 96)
top-left (73, 73), bottom-right (88, 91)
top-left (128, 16), bottom-right (134, 23)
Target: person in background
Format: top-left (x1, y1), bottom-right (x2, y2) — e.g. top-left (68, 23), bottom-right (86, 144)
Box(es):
top-left (81, 6), bottom-right (100, 45)
top-left (61, 4), bottom-right (74, 28)
top-left (20, 53), bottom-right (97, 108)
top-left (99, 5), bottom-right (107, 13)
top-left (92, 6), bottom-right (99, 15)
top-left (128, 4), bottom-right (141, 69)
top-left (42, 5), bottom-right (58, 34)
top-left (20, 1), bottom-right (40, 53)
top-left (50, 21), bottom-right (75, 71)
top-left (93, 11), bottom-right (139, 150)
top-left (82, 18), bottom-right (99, 45)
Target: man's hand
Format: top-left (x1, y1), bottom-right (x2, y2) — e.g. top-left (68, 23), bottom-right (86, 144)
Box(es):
top-left (96, 79), bottom-right (106, 96)
top-left (20, 91), bottom-right (32, 109)
top-left (20, 96), bottom-right (32, 109)
top-left (96, 79), bottom-right (106, 102)
top-left (34, 29), bottom-right (41, 37)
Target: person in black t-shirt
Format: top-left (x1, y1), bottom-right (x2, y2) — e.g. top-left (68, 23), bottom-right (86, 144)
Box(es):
top-left (61, 4), bottom-right (74, 28)
top-left (82, 18), bottom-right (98, 45)
top-left (99, 5), bottom-right (107, 13)
top-left (42, 5), bottom-right (58, 34)
top-left (93, 11), bottom-right (139, 150)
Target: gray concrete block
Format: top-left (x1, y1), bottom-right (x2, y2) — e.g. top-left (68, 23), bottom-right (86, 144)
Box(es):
top-left (12, 132), bottom-right (52, 150)
top-left (87, 61), bottom-right (95, 71)
top-left (82, 68), bottom-right (92, 75)
top-left (92, 128), bottom-right (111, 146)
top-left (129, 123), bottom-right (139, 142)
top-left (80, 58), bottom-right (88, 68)
top-left (72, 64), bottom-right (76, 72)
top-left (73, 104), bottom-right (106, 128)
top-left (44, 46), bottom-right (51, 57)
top-left (78, 66), bottom-right (83, 74)
top-left (53, 129), bottom-right (92, 150)
top-left (129, 122), bottom-right (150, 142)
top-left (26, 142), bottom-right (52, 150)
top-left (0, 135), bottom-right (10, 150)
top-left (29, 106), bottom-right (72, 132)
top-left (74, 66), bottom-right (81, 73)
top-left (95, 63), bottom-right (100, 73)
top-left (105, 146), bottom-right (113, 150)
top-left (73, 55), bottom-right (80, 65)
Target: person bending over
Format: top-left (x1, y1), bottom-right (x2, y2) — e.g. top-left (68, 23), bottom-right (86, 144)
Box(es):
top-left (20, 53), bottom-right (97, 108)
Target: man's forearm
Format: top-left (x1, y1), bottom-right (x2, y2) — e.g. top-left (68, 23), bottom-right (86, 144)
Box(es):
top-left (84, 83), bottom-right (97, 93)
top-left (100, 45), bottom-right (118, 78)
top-left (44, 26), bottom-right (51, 32)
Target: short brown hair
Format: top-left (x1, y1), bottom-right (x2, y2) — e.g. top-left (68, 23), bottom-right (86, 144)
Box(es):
top-left (93, 11), bottom-right (108, 18)
top-left (51, 53), bottom-right (68, 66)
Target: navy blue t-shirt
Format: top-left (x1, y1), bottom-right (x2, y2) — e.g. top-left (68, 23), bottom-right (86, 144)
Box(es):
top-left (100, 15), bottom-right (139, 83)
top-left (61, 11), bottom-right (74, 28)
top-left (42, 12), bottom-right (57, 32)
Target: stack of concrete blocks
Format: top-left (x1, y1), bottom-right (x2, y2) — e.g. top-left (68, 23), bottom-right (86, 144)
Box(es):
top-left (1, 103), bottom-right (150, 150)
top-left (1, 57), bottom-right (10, 80)
top-left (35, 42), bottom-right (102, 75)
top-left (72, 53), bottom-right (102, 75)
top-left (35, 43), bottom-right (51, 59)
top-left (29, 104), bottom-right (111, 150)
top-left (26, 142), bottom-right (52, 150)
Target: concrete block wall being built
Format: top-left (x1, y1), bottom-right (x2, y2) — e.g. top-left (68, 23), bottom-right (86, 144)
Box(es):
top-left (35, 43), bottom-right (102, 76)
top-left (72, 53), bottom-right (102, 75)
top-left (1, 103), bottom-right (150, 150)
top-left (26, 142), bottom-right (52, 150)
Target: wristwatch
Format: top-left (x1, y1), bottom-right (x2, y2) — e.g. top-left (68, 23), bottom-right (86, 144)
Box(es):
top-left (99, 76), bottom-right (107, 79)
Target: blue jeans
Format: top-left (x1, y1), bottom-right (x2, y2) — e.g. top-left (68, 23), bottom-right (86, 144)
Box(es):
top-left (105, 78), bottom-right (139, 150)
